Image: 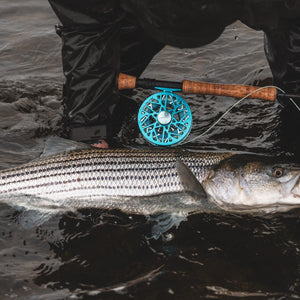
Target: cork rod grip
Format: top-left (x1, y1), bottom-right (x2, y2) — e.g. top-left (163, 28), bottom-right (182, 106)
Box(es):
top-left (117, 73), bottom-right (137, 90)
top-left (182, 80), bottom-right (277, 101)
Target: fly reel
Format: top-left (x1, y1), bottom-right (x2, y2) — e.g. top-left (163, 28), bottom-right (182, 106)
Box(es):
top-left (138, 88), bottom-right (192, 146)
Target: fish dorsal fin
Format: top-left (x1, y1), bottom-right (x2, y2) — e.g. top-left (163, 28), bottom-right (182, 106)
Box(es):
top-left (176, 158), bottom-right (207, 199)
top-left (41, 136), bottom-right (91, 157)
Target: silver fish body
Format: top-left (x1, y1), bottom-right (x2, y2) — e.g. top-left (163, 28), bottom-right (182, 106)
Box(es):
top-left (0, 149), bottom-right (232, 214)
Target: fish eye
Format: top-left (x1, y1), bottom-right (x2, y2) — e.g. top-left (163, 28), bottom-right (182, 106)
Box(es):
top-left (272, 167), bottom-right (284, 178)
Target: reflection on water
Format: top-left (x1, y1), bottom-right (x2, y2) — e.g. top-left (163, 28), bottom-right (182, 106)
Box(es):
top-left (1, 1), bottom-right (300, 299)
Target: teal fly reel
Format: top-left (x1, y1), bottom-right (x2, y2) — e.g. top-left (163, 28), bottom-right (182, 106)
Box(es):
top-left (138, 88), bottom-right (192, 146)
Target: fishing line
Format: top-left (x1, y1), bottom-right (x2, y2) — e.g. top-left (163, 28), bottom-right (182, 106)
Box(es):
top-left (180, 85), bottom-right (300, 145)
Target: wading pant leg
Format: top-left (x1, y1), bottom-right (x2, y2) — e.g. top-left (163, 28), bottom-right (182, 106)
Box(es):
top-left (264, 21), bottom-right (300, 158)
top-left (49, 0), bottom-right (122, 143)
top-left (49, 0), bottom-right (164, 143)
top-left (111, 14), bottom-right (165, 138)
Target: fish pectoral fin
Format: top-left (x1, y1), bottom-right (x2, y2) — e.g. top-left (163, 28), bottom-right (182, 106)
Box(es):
top-left (176, 159), bottom-right (221, 212)
top-left (146, 212), bottom-right (187, 240)
top-left (176, 158), bottom-right (207, 200)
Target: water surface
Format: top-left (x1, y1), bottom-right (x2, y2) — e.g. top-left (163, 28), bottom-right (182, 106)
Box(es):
top-left (1, 1), bottom-right (300, 299)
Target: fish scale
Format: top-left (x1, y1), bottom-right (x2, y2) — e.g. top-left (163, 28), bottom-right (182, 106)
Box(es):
top-left (0, 149), bottom-right (232, 200)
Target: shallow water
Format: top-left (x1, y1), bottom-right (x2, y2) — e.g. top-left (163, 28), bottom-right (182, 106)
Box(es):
top-left (1, 1), bottom-right (300, 299)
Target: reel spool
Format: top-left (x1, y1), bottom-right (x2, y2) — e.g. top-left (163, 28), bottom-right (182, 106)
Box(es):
top-left (138, 88), bottom-right (192, 146)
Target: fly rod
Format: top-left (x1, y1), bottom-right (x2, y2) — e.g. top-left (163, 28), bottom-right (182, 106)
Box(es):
top-left (117, 73), bottom-right (300, 102)
top-left (117, 73), bottom-right (300, 147)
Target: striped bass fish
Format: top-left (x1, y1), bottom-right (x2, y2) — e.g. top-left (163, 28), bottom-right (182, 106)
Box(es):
top-left (0, 149), bottom-right (230, 216)
top-left (0, 145), bottom-right (299, 222)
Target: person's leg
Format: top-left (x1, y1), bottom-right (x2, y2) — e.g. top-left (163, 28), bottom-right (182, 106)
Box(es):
top-left (49, 0), bottom-right (121, 144)
top-left (111, 13), bottom-right (164, 139)
top-left (264, 20), bottom-right (300, 158)
top-left (49, 0), bottom-right (164, 144)
top-left (120, 13), bottom-right (164, 77)
top-left (264, 22), bottom-right (300, 94)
